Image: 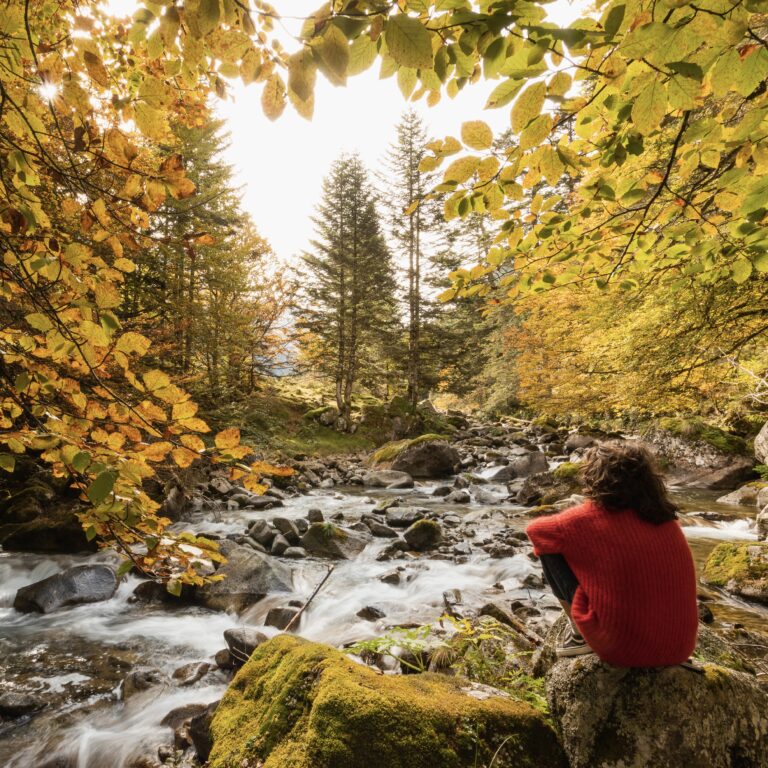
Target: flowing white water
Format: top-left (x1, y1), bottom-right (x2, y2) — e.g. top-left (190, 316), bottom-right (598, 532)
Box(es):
top-left (1, 481), bottom-right (764, 767)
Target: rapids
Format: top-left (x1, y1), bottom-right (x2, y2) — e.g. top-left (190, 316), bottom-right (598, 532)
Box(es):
top-left (0, 481), bottom-right (765, 768)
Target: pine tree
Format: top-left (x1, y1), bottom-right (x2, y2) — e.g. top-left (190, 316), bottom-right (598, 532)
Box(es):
top-left (298, 154), bottom-right (398, 427)
top-left (380, 110), bottom-right (437, 406)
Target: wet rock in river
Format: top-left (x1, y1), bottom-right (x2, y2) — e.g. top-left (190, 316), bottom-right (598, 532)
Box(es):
top-left (432, 485), bottom-right (452, 497)
top-left (189, 701), bottom-right (219, 763)
top-left (0, 691), bottom-right (46, 718)
top-left (300, 523), bottom-right (370, 559)
top-left (362, 469), bottom-right (415, 489)
top-left (385, 506), bottom-right (426, 527)
top-left (172, 662), bottom-right (211, 687)
top-left (197, 541), bottom-right (293, 613)
top-left (757, 507), bottom-right (768, 541)
top-left (356, 605), bottom-right (386, 621)
top-left (283, 546), bottom-right (307, 559)
top-left (270, 533), bottom-right (290, 556)
top-left (13, 564), bottom-right (118, 614)
top-left (390, 439), bottom-right (461, 478)
top-left (307, 508), bottom-right (324, 523)
top-left (224, 628), bottom-right (268, 663)
top-left (403, 519), bottom-right (443, 551)
top-left (379, 569), bottom-right (402, 585)
top-left (703, 542), bottom-right (768, 605)
top-left (265, 606), bottom-right (299, 630)
top-left (716, 484), bottom-right (765, 506)
top-left (122, 667), bottom-right (169, 699)
top-left (160, 702), bottom-right (209, 730)
top-left (366, 519), bottom-right (399, 538)
top-left (248, 519), bottom-right (276, 547)
top-left (445, 489), bottom-right (471, 504)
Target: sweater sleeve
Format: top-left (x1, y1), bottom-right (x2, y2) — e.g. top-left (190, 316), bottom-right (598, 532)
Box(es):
top-left (525, 502), bottom-right (589, 556)
top-left (525, 513), bottom-right (566, 556)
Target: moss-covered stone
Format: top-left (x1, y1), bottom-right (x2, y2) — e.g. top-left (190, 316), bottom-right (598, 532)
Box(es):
top-left (652, 417), bottom-right (747, 455)
top-left (209, 635), bottom-right (567, 768)
top-left (552, 462), bottom-right (581, 481)
top-left (702, 542), bottom-right (768, 605)
top-left (370, 434), bottom-right (450, 465)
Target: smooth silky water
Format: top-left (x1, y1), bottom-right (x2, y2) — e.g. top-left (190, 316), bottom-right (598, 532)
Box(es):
top-left (0, 482), bottom-right (764, 767)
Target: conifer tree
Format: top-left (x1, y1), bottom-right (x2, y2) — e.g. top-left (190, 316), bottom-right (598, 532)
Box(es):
top-left (298, 155), bottom-right (398, 427)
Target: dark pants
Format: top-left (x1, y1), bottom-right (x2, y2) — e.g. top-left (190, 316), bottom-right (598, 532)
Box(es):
top-left (539, 553), bottom-right (579, 603)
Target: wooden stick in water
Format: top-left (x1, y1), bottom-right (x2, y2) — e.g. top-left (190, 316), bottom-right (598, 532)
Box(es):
top-left (284, 564), bottom-right (336, 633)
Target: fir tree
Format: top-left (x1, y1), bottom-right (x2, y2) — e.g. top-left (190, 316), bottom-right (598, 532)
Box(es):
top-left (297, 154), bottom-right (398, 426)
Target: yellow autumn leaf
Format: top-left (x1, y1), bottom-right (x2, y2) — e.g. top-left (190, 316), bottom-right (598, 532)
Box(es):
top-left (215, 427), bottom-right (241, 450)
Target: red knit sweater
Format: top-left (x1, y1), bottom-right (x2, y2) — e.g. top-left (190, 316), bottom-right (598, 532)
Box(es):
top-left (526, 501), bottom-right (698, 667)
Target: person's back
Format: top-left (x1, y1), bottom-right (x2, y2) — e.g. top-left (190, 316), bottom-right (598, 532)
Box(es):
top-left (526, 442), bottom-right (698, 667)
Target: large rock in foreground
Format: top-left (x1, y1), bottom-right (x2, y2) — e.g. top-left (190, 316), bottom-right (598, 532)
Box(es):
top-left (703, 542), bottom-right (768, 605)
top-left (197, 542), bottom-right (293, 612)
top-left (208, 635), bottom-right (567, 768)
top-left (14, 564), bottom-right (117, 613)
top-left (546, 654), bottom-right (768, 768)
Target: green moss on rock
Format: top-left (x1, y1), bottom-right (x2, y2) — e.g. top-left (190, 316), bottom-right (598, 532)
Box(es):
top-left (371, 434), bottom-right (450, 465)
top-left (652, 417), bottom-right (746, 455)
top-left (552, 463), bottom-right (581, 481)
top-left (209, 635), bottom-right (567, 768)
top-left (703, 542), bottom-right (768, 605)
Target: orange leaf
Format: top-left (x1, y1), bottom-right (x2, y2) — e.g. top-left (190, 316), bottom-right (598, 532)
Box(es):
top-left (215, 427), bottom-right (240, 451)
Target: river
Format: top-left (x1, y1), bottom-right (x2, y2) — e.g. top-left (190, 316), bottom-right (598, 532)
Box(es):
top-left (0, 480), bottom-right (764, 767)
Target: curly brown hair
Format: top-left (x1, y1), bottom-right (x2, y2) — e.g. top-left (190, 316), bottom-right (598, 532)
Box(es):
top-left (579, 442), bottom-right (678, 524)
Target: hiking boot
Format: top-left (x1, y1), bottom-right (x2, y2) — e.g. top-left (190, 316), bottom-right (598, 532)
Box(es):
top-left (555, 626), bottom-right (594, 658)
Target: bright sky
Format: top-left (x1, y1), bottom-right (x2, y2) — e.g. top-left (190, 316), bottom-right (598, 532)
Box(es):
top-left (214, 0), bottom-right (590, 261)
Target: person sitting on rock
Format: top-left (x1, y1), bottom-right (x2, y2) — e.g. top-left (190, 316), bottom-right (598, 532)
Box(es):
top-left (526, 441), bottom-right (699, 666)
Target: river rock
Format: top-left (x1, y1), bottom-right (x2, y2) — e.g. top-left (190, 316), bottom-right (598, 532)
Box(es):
top-left (0, 691), bottom-right (46, 717)
top-left (391, 440), bottom-right (461, 478)
top-left (282, 546), bottom-right (307, 558)
top-left (248, 519), bottom-right (276, 547)
top-left (361, 470), bottom-right (415, 489)
top-left (508, 450), bottom-right (549, 478)
top-left (208, 635), bottom-right (567, 768)
top-left (265, 606), bottom-right (299, 630)
top-left (172, 662), bottom-right (211, 687)
top-left (703, 542), bottom-right (768, 604)
top-left (160, 702), bottom-right (209, 729)
top-left (122, 667), bottom-right (169, 699)
top-left (197, 542), bottom-right (292, 613)
top-left (546, 653), bottom-right (768, 768)
top-left (563, 433), bottom-right (596, 452)
top-left (356, 605), bottom-right (386, 621)
top-left (445, 489), bottom-right (471, 504)
top-left (385, 506), bottom-right (426, 527)
top-left (403, 519), bottom-right (443, 551)
top-left (716, 484), bottom-right (763, 506)
top-left (307, 508), bottom-right (324, 523)
top-left (757, 507), bottom-right (768, 541)
top-left (366, 519), bottom-right (398, 538)
top-left (754, 421), bottom-right (768, 463)
top-left (270, 533), bottom-right (290, 556)
top-left (224, 628), bottom-right (269, 663)
top-left (13, 564), bottom-right (118, 613)
top-left (189, 700), bottom-right (219, 763)
top-left (272, 517), bottom-right (299, 543)
top-left (516, 470), bottom-right (579, 506)
top-left (300, 523), bottom-right (370, 559)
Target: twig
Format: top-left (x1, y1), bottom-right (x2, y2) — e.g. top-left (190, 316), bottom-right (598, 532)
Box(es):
top-left (284, 564), bottom-right (336, 633)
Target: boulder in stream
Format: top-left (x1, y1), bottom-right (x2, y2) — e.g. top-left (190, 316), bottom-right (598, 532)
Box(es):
top-left (13, 564), bottom-right (118, 613)
top-left (386, 438), bottom-right (460, 478)
top-left (300, 523), bottom-right (370, 559)
top-left (754, 421), bottom-right (768, 464)
top-left (361, 469), bottom-right (414, 489)
top-left (197, 541), bottom-right (293, 613)
top-left (207, 635), bottom-right (567, 768)
top-left (403, 519), bottom-right (443, 551)
top-left (702, 542), bottom-right (768, 605)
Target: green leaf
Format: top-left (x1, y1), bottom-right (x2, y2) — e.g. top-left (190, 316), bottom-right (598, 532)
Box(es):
top-left (731, 258), bottom-right (753, 284)
top-left (511, 81), bottom-right (546, 133)
top-left (167, 578), bottom-right (182, 597)
top-left (313, 23), bottom-right (349, 85)
top-left (631, 79), bottom-right (667, 135)
top-left (754, 252), bottom-right (768, 272)
top-left (117, 560), bottom-right (134, 576)
top-left (0, 454), bottom-right (15, 473)
top-left (385, 15), bottom-right (434, 70)
top-left (72, 451), bottom-right (92, 473)
top-left (461, 120), bottom-right (493, 150)
top-left (87, 470), bottom-right (116, 505)
top-left (348, 34), bottom-right (377, 76)
top-left (485, 78), bottom-right (524, 109)
top-left (197, 0), bottom-right (220, 37)
top-left (25, 312), bottom-right (53, 332)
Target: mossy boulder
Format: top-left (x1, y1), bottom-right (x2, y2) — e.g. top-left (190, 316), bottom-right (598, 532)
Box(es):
top-left (702, 542), bottom-right (768, 605)
top-left (536, 617), bottom-right (768, 768)
top-left (369, 436), bottom-right (460, 479)
top-left (403, 519), bottom-right (442, 551)
top-left (208, 635), bottom-right (567, 768)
